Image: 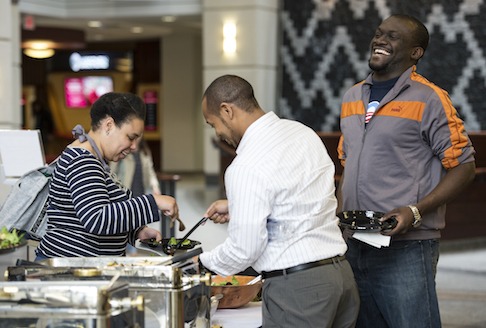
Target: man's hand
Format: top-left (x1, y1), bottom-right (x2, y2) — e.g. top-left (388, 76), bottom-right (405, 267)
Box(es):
top-left (381, 162), bottom-right (476, 236)
top-left (205, 199), bottom-right (230, 224)
top-left (380, 207), bottom-right (415, 236)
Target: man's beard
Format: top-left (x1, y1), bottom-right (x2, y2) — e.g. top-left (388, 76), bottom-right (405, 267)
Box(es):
top-left (369, 60), bottom-right (386, 72)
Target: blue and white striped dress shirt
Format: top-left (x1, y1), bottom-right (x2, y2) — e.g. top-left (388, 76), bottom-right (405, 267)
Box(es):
top-left (200, 112), bottom-right (347, 275)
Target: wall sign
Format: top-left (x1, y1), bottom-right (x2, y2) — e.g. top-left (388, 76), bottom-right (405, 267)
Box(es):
top-left (69, 52), bottom-right (110, 72)
top-left (48, 50), bottom-right (131, 72)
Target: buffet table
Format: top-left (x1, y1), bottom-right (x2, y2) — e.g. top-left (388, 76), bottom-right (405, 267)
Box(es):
top-left (212, 301), bottom-right (262, 328)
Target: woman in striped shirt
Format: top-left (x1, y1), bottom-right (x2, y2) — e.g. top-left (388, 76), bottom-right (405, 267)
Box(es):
top-left (35, 92), bottom-right (179, 258)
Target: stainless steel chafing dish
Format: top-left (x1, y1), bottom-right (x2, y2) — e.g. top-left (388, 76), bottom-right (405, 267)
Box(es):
top-left (9, 248), bottom-right (212, 328)
top-left (0, 279), bottom-right (144, 328)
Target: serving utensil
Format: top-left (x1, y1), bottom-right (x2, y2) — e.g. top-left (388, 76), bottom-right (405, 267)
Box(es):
top-left (166, 217), bottom-right (209, 255)
top-left (169, 217), bottom-right (186, 231)
top-left (246, 275), bottom-right (262, 285)
top-left (210, 275), bottom-right (262, 309)
top-left (135, 237), bottom-right (199, 255)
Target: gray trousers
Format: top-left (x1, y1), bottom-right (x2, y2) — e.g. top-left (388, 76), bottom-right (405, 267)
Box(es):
top-left (262, 258), bottom-right (359, 328)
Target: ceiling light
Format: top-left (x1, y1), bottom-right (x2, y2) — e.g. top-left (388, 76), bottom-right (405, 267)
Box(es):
top-left (22, 39), bottom-right (54, 50)
top-left (23, 48), bottom-right (55, 59)
top-left (22, 26), bottom-right (85, 59)
top-left (23, 40), bottom-right (55, 59)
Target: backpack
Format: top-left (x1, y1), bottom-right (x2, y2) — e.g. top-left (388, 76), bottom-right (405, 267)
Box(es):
top-left (0, 160), bottom-right (57, 240)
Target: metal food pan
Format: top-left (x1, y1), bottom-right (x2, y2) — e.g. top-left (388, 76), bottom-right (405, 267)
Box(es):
top-left (41, 257), bottom-right (177, 282)
top-left (42, 256), bottom-right (172, 267)
top-left (42, 246), bottom-right (202, 269)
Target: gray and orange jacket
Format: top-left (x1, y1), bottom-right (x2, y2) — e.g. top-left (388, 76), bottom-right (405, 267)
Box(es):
top-left (338, 66), bottom-right (475, 240)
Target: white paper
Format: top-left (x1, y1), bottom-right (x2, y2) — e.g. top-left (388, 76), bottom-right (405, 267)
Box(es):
top-left (0, 130), bottom-right (46, 177)
top-left (353, 232), bottom-right (391, 248)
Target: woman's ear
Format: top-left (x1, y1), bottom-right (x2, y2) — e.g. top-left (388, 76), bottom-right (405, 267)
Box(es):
top-left (103, 116), bottom-right (115, 135)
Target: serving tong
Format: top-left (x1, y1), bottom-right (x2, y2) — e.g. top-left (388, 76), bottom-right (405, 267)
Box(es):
top-left (166, 217), bottom-right (208, 255)
top-left (136, 217), bottom-right (209, 256)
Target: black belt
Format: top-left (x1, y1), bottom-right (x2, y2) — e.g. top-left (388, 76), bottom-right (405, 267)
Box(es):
top-left (261, 255), bottom-right (346, 279)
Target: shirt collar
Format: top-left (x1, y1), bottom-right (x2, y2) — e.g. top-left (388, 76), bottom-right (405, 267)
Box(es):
top-left (236, 111), bottom-right (278, 155)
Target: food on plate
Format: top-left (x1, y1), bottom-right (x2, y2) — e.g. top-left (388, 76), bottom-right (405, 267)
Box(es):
top-left (0, 227), bottom-right (24, 249)
top-left (167, 237), bottom-right (191, 246)
top-left (105, 259), bottom-right (162, 267)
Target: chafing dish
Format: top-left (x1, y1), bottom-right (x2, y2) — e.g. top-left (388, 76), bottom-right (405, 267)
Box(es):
top-left (9, 248), bottom-right (211, 328)
top-left (0, 279), bottom-right (144, 328)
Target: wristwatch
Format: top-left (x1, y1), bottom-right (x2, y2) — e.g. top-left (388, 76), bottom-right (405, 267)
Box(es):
top-left (407, 205), bottom-right (422, 228)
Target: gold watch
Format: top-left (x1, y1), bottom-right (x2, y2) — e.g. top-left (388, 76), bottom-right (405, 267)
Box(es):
top-left (407, 205), bottom-right (422, 228)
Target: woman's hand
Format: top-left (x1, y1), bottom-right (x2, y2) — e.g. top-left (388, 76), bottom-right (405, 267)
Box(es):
top-left (205, 199), bottom-right (230, 224)
top-left (136, 226), bottom-right (162, 241)
top-left (153, 194), bottom-right (180, 220)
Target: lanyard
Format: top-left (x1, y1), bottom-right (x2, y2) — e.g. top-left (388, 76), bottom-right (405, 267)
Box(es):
top-left (72, 124), bottom-right (111, 172)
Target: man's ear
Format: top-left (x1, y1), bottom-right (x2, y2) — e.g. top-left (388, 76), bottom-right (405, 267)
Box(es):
top-left (220, 102), bottom-right (234, 120)
top-left (411, 46), bottom-right (424, 61)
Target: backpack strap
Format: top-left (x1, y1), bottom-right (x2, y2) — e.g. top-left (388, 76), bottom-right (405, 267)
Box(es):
top-left (72, 124), bottom-right (111, 172)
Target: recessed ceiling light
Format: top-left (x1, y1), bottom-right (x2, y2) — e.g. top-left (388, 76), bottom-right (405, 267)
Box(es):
top-left (26, 40), bottom-right (53, 50)
top-left (23, 48), bottom-right (55, 59)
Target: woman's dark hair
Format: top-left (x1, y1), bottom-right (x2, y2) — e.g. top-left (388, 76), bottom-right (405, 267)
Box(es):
top-left (90, 92), bottom-right (146, 130)
top-left (203, 75), bottom-right (260, 115)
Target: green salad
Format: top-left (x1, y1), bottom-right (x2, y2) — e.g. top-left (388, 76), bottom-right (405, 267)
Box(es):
top-left (167, 237), bottom-right (191, 246)
top-left (0, 227), bottom-right (25, 249)
top-left (212, 275), bottom-right (240, 286)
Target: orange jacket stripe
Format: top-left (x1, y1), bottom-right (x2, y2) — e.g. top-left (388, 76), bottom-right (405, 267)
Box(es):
top-left (411, 73), bottom-right (468, 169)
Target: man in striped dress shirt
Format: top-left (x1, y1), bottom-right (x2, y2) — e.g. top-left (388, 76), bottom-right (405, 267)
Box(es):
top-left (199, 75), bottom-right (359, 327)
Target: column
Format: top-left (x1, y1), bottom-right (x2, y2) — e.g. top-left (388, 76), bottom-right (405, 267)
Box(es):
top-left (0, 0), bottom-right (22, 202)
top-left (201, 0), bottom-right (279, 184)
top-left (0, 0), bottom-right (21, 130)
top-left (161, 34), bottom-right (203, 173)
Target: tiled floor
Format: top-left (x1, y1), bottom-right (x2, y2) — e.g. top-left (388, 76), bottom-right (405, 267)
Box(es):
top-left (164, 173), bottom-right (486, 328)
top-left (1, 173), bottom-right (485, 327)
top-left (436, 242), bottom-right (486, 327)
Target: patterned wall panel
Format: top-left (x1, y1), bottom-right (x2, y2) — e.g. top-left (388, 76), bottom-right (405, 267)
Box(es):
top-left (279, 0), bottom-right (486, 132)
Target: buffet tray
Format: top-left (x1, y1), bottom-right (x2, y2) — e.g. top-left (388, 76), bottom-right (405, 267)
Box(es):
top-left (42, 255), bottom-right (172, 267)
top-left (36, 248), bottom-right (203, 288)
top-left (8, 249), bottom-right (210, 328)
top-left (0, 279), bottom-right (131, 310)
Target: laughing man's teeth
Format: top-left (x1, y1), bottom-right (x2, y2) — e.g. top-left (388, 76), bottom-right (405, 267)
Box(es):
top-left (374, 49), bottom-right (390, 55)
